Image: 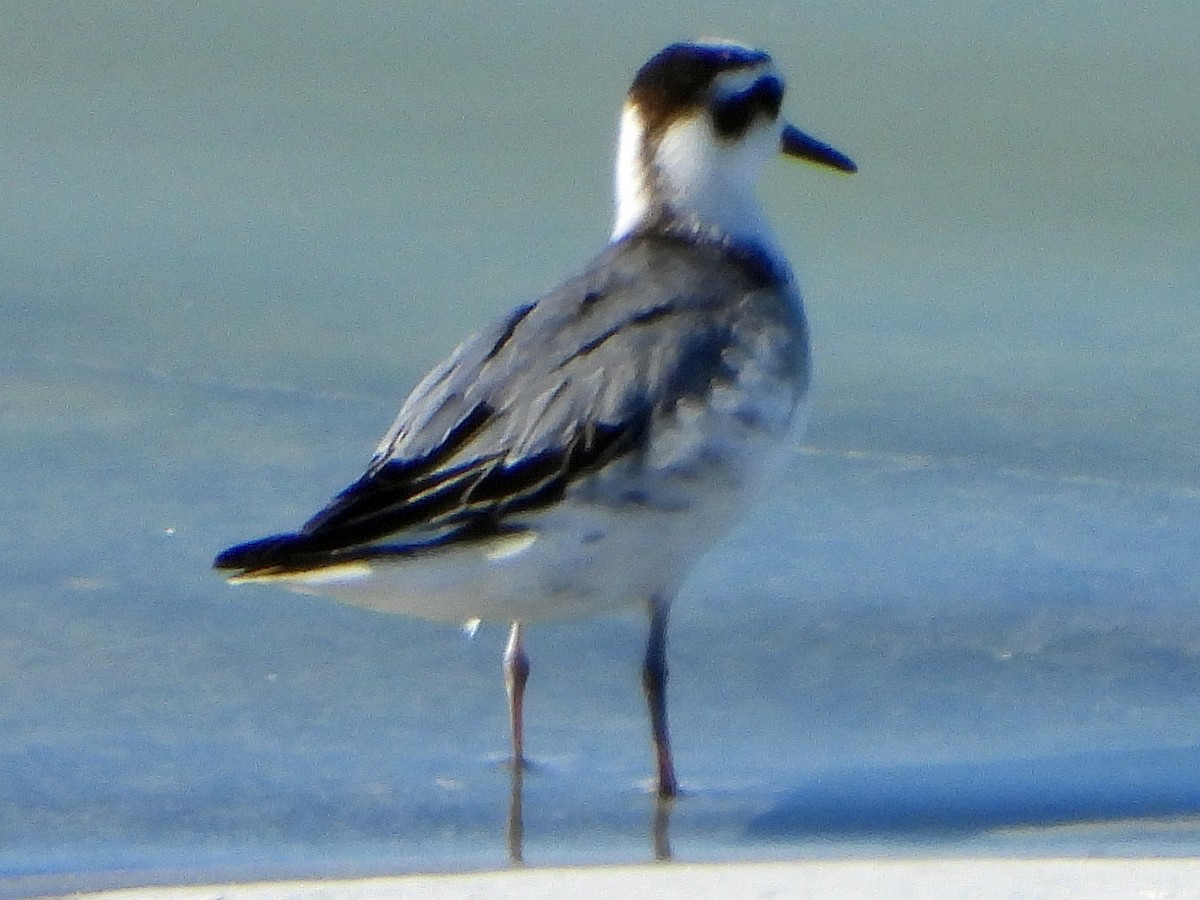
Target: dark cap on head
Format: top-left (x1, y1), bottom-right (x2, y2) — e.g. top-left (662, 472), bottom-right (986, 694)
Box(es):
top-left (628, 42), bottom-right (773, 137)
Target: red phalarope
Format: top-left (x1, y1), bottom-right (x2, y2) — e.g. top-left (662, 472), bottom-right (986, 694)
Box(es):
top-left (215, 40), bottom-right (855, 798)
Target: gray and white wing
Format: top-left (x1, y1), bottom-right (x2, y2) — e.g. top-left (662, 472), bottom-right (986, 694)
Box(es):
top-left (213, 232), bottom-right (805, 574)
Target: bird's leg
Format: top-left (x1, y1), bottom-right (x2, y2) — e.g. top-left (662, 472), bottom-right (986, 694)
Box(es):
top-left (642, 597), bottom-right (678, 798)
top-left (503, 620), bottom-right (530, 769)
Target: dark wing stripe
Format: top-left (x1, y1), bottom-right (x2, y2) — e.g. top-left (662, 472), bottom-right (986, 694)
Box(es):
top-left (405, 455), bottom-right (500, 504)
top-left (484, 302), bottom-right (536, 362)
top-left (563, 303), bottom-right (677, 364)
top-left (370, 401), bottom-right (494, 482)
top-left (302, 403), bottom-right (494, 535)
top-left (300, 454), bottom-right (497, 540)
top-left (295, 406), bottom-right (648, 550)
top-left (464, 409), bottom-right (649, 508)
top-left (217, 404), bottom-right (654, 574)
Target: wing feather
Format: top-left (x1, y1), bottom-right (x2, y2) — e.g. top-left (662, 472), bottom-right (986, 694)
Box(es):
top-left (214, 229), bottom-right (802, 575)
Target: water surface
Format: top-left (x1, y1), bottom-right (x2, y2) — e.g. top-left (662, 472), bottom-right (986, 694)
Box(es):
top-left (3, 2), bottom-right (1199, 895)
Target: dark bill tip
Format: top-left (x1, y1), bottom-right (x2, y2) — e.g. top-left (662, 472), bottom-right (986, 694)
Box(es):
top-left (780, 123), bottom-right (857, 173)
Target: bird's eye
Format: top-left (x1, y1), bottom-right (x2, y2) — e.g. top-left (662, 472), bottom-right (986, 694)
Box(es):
top-left (710, 76), bottom-right (784, 140)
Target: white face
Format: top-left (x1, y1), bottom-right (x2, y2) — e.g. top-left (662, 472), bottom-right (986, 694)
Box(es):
top-left (611, 62), bottom-right (786, 244)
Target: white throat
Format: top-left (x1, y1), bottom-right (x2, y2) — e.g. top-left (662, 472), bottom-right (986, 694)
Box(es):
top-left (610, 104), bottom-right (781, 252)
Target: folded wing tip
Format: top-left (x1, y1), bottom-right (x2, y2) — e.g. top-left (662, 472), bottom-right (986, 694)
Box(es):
top-left (213, 532), bottom-right (305, 574)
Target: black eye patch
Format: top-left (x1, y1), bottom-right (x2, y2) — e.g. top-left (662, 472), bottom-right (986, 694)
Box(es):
top-left (710, 75), bottom-right (785, 139)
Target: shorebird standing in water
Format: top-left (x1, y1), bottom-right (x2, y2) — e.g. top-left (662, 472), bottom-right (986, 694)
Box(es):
top-left (214, 40), bottom-right (855, 799)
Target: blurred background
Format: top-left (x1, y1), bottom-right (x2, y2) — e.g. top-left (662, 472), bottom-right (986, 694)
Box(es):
top-left (3, 1), bottom-right (1198, 894)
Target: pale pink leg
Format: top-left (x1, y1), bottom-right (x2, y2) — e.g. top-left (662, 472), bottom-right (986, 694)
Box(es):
top-left (503, 621), bottom-right (530, 769)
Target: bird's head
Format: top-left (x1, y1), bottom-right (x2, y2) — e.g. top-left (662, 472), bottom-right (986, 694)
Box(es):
top-left (612, 41), bottom-right (855, 244)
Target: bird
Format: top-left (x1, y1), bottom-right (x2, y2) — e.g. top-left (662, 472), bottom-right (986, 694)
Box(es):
top-left (213, 39), bottom-right (855, 799)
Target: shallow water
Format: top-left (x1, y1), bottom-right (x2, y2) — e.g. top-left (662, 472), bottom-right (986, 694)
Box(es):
top-left (3, 2), bottom-right (1199, 895)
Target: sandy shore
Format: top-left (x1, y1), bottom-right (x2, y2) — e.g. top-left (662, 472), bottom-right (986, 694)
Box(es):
top-left (53, 858), bottom-right (1200, 900)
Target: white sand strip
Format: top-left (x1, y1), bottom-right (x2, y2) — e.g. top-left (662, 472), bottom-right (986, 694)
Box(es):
top-left (52, 858), bottom-right (1200, 900)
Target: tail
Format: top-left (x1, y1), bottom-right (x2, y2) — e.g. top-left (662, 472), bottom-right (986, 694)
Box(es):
top-left (213, 532), bottom-right (325, 578)
top-left (213, 530), bottom-right (430, 582)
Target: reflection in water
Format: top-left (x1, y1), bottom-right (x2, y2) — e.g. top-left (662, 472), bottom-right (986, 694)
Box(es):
top-left (503, 767), bottom-right (674, 864)
top-left (652, 796), bottom-right (673, 861)
top-left (507, 765), bottom-right (524, 865)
